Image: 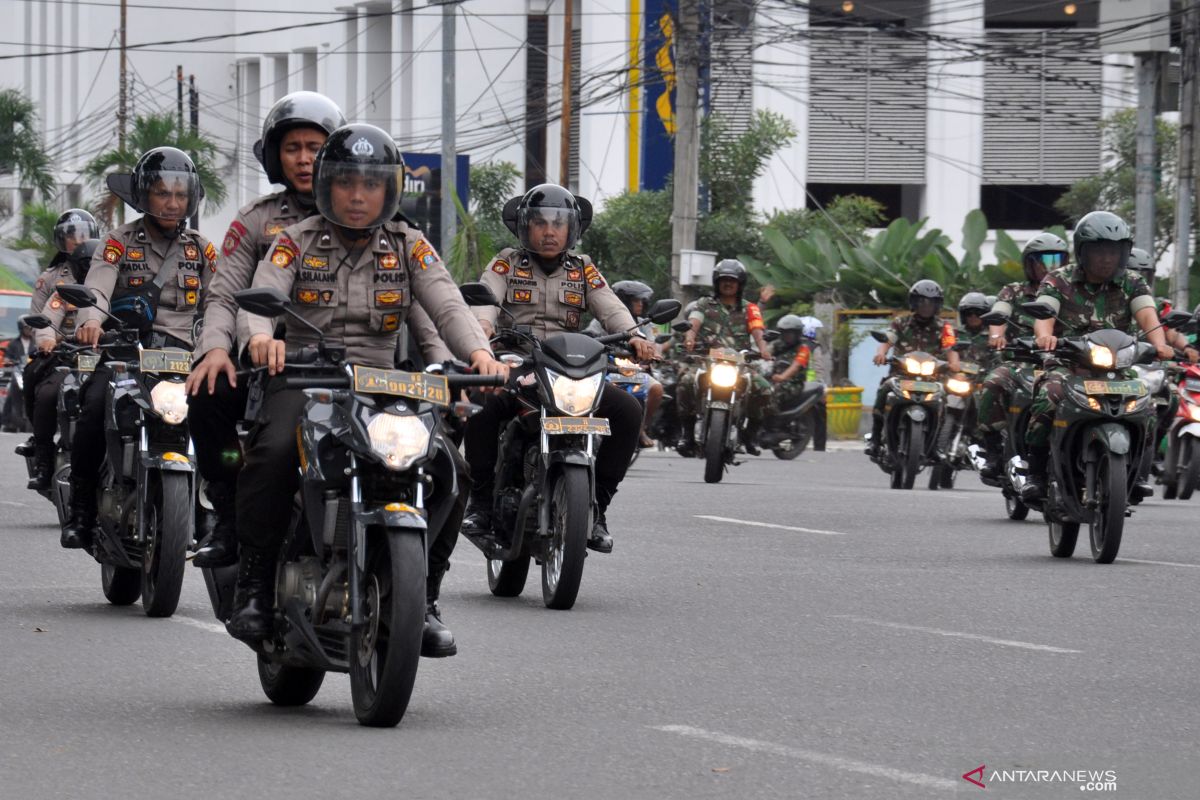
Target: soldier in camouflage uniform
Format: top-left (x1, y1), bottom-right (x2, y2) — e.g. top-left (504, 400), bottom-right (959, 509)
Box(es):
top-left (770, 314), bottom-right (828, 451)
top-left (955, 292), bottom-right (994, 367)
top-left (677, 259), bottom-right (774, 456)
top-left (1128, 247), bottom-right (1198, 359)
top-left (867, 280), bottom-right (961, 456)
top-left (973, 232), bottom-right (1069, 478)
top-left (1022, 212), bottom-right (1172, 502)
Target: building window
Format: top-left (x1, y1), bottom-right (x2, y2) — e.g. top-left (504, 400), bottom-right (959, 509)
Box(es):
top-left (980, 185), bottom-right (1070, 229)
top-left (984, 0), bottom-right (1098, 29)
top-left (807, 183), bottom-right (923, 224)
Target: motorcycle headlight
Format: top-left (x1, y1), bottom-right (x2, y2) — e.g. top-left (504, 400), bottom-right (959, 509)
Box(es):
top-left (150, 381), bottom-right (188, 425)
top-left (548, 370), bottom-right (603, 416)
top-left (709, 362), bottom-right (739, 388)
top-left (366, 412), bottom-right (432, 471)
top-left (945, 377), bottom-right (972, 395)
top-left (904, 357), bottom-right (936, 376)
top-left (1089, 343), bottom-right (1115, 368)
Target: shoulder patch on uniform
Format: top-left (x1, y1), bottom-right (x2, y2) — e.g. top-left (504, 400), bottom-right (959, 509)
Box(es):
top-left (583, 263), bottom-right (605, 289)
top-left (222, 220), bottom-right (248, 257)
top-left (35, 276), bottom-right (44, 290)
top-left (491, 259), bottom-right (511, 275)
top-left (941, 322), bottom-right (957, 349)
top-left (270, 237), bottom-right (299, 268)
top-left (745, 302), bottom-right (765, 331)
top-left (410, 239), bottom-right (438, 269)
top-left (103, 237), bottom-right (124, 264)
top-left (204, 241), bottom-right (217, 263)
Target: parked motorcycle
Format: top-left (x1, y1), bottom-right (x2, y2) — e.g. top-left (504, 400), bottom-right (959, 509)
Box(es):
top-left (459, 282), bottom-right (680, 608)
top-left (866, 330), bottom-right (947, 490)
top-left (51, 284), bottom-right (196, 617)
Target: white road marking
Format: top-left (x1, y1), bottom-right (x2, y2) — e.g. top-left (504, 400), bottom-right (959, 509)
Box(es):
top-left (1119, 557), bottom-right (1200, 569)
top-left (836, 615), bottom-right (1082, 654)
top-left (172, 616), bottom-right (228, 635)
top-left (651, 725), bottom-right (959, 791)
top-left (694, 515), bottom-right (846, 536)
top-left (0, 500), bottom-right (29, 507)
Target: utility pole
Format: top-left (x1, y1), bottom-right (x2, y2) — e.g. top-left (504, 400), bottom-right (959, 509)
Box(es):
top-left (559, 0), bottom-right (573, 188)
top-left (670, 0), bottom-right (700, 300)
top-left (117, 0), bottom-right (127, 223)
top-left (1134, 52), bottom-right (1158, 254)
top-left (176, 65), bottom-right (184, 133)
top-left (439, 0), bottom-right (457, 255)
top-left (189, 74), bottom-right (199, 230)
top-left (1172, 0), bottom-right (1197, 309)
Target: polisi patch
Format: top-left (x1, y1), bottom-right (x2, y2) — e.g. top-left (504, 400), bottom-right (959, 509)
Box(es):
top-left (183, 275), bottom-right (200, 289)
top-left (184, 290), bottom-right (198, 306)
top-left (377, 253), bottom-right (399, 270)
top-left (204, 242), bottom-right (217, 263)
top-left (512, 289), bottom-right (533, 304)
top-left (271, 237), bottom-right (299, 268)
top-left (103, 238), bottom-right (124, 264)
top-left (303, 254), bottom-right (329, 270)
top-left (183, 244), bottom-right (200, 261)
top-left (264, 223), bottom-right (285, 236)
top-left (567, 269), bottom-right (583, 281)
top-left (382, 312), bottom-right (400, 332)
top-left (515, 266), bottom-right (533, 279)
top-left (128, 276), bottom-right (146, 288)
top-left (565, 310), bottom-right (580, 329)
top-left (375, 289), bottom-right (405, 307)
top-left (296, 289), bottom-right (319, 305)
top-left (126, 248), bottom-right (145, 262)
top-left (564, 290), bottom-right (584, 308)
top-left (320, 290), bottom-right (335, 305)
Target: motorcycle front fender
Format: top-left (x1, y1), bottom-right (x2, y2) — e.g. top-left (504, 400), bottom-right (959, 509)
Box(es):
top-left (139, 452), bottom-right (194, 472)
top-left (1083, 422), bottom-right (1132, 457)
top-left (355, 507), bottom-right (428, 532)
top-left (904, 405), bottom-right (927, 422)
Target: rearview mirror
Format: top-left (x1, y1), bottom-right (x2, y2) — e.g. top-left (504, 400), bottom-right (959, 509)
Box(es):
top-left (459, 282), bottom-right (500, 307)
top-left (671, 321), bottom-right (691, 333)
top-left (234, 287), bottom-right (290, 318)
top-left (54, 284), bottom-right (98, 309)
top-left (654, 333), bottom-right (673, 344)
top-left (980, 310), bottom-right (1008, 326)
top-left (1020, 301), bottom-right (1056, 321)
top-left (762, 329), bottom-right (781, 342)
top-left (22, 314), bottom-right (53, 330)
top-left (1161, 310), bottom-right (1194, 331)
top-left (645, 298), bottom-right (682, 325)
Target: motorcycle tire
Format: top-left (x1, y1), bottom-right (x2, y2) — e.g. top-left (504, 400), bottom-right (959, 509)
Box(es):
top-left (541, 467), bottom-right (590, 610)
top-left (257, 655), bottom-right (325, 706)
top-left (350, 529), bottom-right (425, 727)
top-left (772, 418), bottom-right (811, 461)
top-left (704, 409), bottom-right (729, 484)
top-left (901, 419), bottom-right (922, 490)
top-left (1178, 439), bottom-right (1200, 500)
top-left (940, 468), bottom-right (956, 489)
top-left (1047, 518), bottom-right (1080, 558)
top-left (101, 562), bottom-right (141, 606)
top-left (487, 554), bottom-right (530, 598)
top-left (928, 464), bottom-right (942, 491)
top-left (1088, 449), bottom-right (1126, 564)
top-left (1005, 493), bottom-right (1030, 521)
top-left (141, 472), bottom-right (192, 618)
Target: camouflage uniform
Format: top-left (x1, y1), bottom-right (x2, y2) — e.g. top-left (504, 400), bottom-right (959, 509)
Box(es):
top-left (872, 314), bottom-right (957, 420)
top-left (676, 295), bottom-right (772, 420)
top-left (975, 280), bottom-right (1041, 434)
top-left (769, 339), bottom-right (812, 408)
top-left (1024, 266), bottom-right (1155, 448)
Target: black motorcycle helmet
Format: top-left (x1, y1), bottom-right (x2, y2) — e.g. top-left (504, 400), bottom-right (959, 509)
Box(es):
top-left (254, 91), bottom-right (346, 186)
top-left (313, 123), bottom-right (404, 231)
top-left (106, 146), bottom-right (203, 223)
top-left (1020, 232), bottom-right (1068, 283)
top-left (612, 280), bottom-right (653, 315)
top-left (712, 258), bottom-right (748, 301)
top-left (68, 239), bottom-right (100, 284)
top-left (957, 291), bottom-right (990, 326)
top-left (908, 279), bottom-right (944, 319)
top-left (502, 183), bottom-right (593, 254)
top-left (1072, 210), bottom-right (1133, 283)
top-left (52, 209), bottom-right (99, 254)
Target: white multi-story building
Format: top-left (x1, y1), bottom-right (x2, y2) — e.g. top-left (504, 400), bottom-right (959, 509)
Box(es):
top-left (3, 0), bottom-right (1155, 262)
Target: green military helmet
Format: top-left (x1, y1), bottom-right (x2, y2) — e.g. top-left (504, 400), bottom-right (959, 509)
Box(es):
top-left (984, 294), bottom-right (998, 309)
top-left (957, 291), bottom-right (990, 326)
top-left (1128, 247), bottom-right (1155, 282)
top-left (1021, 232), bottom-right (1068, 283)
top-left (908, 279), bottom-right (944, 318)
top-left (1072, 211), bottom-right (1133, 282)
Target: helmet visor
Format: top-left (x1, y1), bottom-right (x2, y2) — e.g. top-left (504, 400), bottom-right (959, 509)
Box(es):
top-left (1079, 240), bottom-right (1129, 283)
top-left (54, 219), bottom-right (99, 253)
top-left (142, 170), bottom-right (201, 222)
top-left (912, 297), bottom-right (941, 318)
top-left (518, 206), bottom-right (580, 253)
top-left (315, 162), bottom-right (402, 230)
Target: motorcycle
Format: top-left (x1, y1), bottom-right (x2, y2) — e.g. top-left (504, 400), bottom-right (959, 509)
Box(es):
top-left (201, 286), bottom-right (505, 727)
top-left (1, 354), bottom-right (30, 433)
top-left (1018, 301), bottom-right (1189, 563)
top-left (1158, 361), bottom-right (1200, 499)
top-left (866, 331), bottom-right (947, 490)
top-left (51, 284), bottom-right (197, 617)
top-left (927, 353), bottom-right (979, 490)
top-left (755, 335), bottom-right (825, 461)
top-left (690, 344), bottom-right (764, 483)
top-left (607, 354), bottom-right (653, 467)
top-left (459, 282), bottom-right (680, 608)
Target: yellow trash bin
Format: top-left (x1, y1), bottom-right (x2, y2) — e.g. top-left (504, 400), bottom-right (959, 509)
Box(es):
top-left (825, 386), bottom-right (864, 438)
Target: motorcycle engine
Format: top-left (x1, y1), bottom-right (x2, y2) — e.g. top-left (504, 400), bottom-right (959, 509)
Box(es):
top-left (276, 556), bottom-right (347, 622)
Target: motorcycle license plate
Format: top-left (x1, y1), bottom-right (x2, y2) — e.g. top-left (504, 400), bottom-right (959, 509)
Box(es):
top-left (140, 349), bottom-right (192, 374)
top-left (77, 354), bottom-right (99, 372)
top-left (899, 380), bottom-right (940, 393)
top-left (353, 365), bottom-right (450, 406)
top-left (542, 416), bottom-right (611, 436)
top-left (1083, 379), bottom-right (1147, 396)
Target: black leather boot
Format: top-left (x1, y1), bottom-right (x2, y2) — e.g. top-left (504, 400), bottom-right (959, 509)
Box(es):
top-left (421, 571), bottom-right (457, 658)
top-left (979, 432), bottom-right (1005, 482)
top-left (15, 436), bottom-right (35, 457)
top-left (1021, 447), bottom-right (1050, 503)
top-left (742, 420), bottom-right (762, 456)
top-left (460, 489), bottom-right (493, 539)
top-left (192, 481), bottom-right (239, 567)
top-left (677, 416), bottom-right (697, 457)
top-left (226, 547), bottom-right (275, 643)
top-left (27, 444), bottom-right (55, 491)
top-left (588, 488), bottom-right (614, 554)
top-left (61, 476), bottom-right (98, 550)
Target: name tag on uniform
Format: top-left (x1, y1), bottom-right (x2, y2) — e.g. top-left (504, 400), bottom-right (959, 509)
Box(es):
top-left (352, 365), bottom-right (450, 406)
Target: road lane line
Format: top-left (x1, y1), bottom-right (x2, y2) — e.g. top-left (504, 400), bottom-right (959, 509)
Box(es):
top-left (835, 615), bottom-right (1081, 654)
top-left (651, 725), bottom-right (958, 791)
top-left (694, 515), bottom-right (846, 536)
top-left (1119, 557), bottom-right (1200, 569)
top-left (172, 616), bottom-right (228, 635)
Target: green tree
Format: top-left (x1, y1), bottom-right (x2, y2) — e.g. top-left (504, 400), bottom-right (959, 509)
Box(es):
top-left (449, 160), bottom-right (520, 282)
top-left (83, 111), bottom-right (227, 227)
top-left (3, 201), bottom-right (69, 263)
top-left (582, 188), bottom-right (674, 296)
top-left (1055, 109), bottom-right (1177, 260)
top-left (0, 89), bottom-right (54, 197)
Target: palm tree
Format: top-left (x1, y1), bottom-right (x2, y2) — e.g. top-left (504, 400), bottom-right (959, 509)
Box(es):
top-left (0, 89), bottom-right (54, 198)
top-left (4, 201), bottom-right (70, 264)
top-left (83, 111), bottom-right (227, 227)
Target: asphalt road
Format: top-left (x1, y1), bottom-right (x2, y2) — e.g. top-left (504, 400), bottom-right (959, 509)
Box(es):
top-left (2, 431), bottom-right (1197, 799)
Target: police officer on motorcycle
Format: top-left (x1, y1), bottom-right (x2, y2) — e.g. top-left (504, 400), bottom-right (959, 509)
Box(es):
top-left (67, 147), bottom-right (215, 550)
top-left (464, 183), bottom-right (656, 554)
top-left (226, 123), bottom-right (507, 644)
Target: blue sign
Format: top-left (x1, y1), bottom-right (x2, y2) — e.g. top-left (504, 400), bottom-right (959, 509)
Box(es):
top-left (401, 152), bottom-right (470, 253)
top-left (638, 0), bottom-right (677, 191)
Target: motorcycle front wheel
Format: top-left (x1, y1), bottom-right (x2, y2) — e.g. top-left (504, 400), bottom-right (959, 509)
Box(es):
top-left (772, 417), bottom-right (810, 461)
top-left (1087, 448), bottom-right (1126, 564)
top-left (1178, 438), bottom-right (1200, 500)
top-left (141, 472), bottom-right (191, 618)
top-left (101, 562), bottom-right (141, 606)
top-left (257, 656), bottom-right (325, 706)
top-left (350, 529), bottom-right (425, 727)
top-left (703, 409), bottom-right (729, 484)
top-left (542, 467), bottom-right (590, 610)
top-left (1005, 493), bottom-right (1030, 521)
top-left (1048, 517), bottom-right (1080, 558)
top-left (487, 554), bottom-right (530, 597)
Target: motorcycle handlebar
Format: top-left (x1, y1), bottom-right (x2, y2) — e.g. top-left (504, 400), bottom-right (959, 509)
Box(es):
top-left (283, 375), bottom-right (351, 390)
top-left (448, 374), bottom-right (506, 388)
top-left (597, 330), bottom-right (632, 346)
